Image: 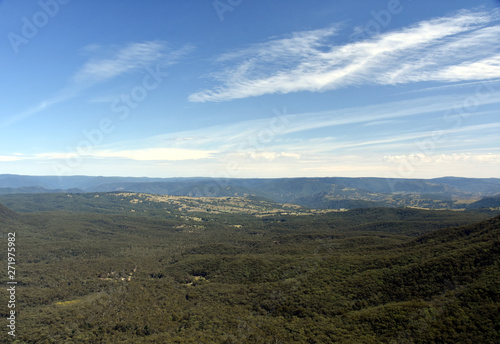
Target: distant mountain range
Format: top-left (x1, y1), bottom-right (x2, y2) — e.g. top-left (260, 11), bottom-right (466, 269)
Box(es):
top-left (0, 174), bottom-right (499, 210)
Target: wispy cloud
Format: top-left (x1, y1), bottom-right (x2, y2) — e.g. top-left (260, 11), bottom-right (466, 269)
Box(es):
top-left (0, 155), bottom-right (24, 162)
top-left (0, 147), bottom-right (217, 166)
top-left (189, 9), bottom-right (500, 102)
top-left (227, 151), bottom-right (301, 161)
top-left (398, 78), bottom-right (500, 94)
top-left (3, 41), bottom-right (192, 128)
top-left (314, 122), bottom-right (500, 153)
top-left (4, 89), bottom-right (497, 177)
top-left (384, 153), bottom-right (500, 164)
top-left (0, 90), bottom-right (78, 128)
top-left (73, 41), bottom-right (192, 84)
top-left (104, 91), bottom-right (500, 156)
top-left (91, 147), bottom-right (216, 161)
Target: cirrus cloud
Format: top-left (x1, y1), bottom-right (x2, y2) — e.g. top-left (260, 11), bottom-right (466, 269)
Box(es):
top-left (189, 9), bottom-right (500, 102)
top-left (74, 41), bottom-right (193, 84)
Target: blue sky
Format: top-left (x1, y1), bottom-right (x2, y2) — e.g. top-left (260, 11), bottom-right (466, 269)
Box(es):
top-left (1, 0), bottom-right (499, 178)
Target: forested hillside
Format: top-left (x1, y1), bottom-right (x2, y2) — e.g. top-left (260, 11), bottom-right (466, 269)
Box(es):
top-left (0, 193), bottom-right (498, 343)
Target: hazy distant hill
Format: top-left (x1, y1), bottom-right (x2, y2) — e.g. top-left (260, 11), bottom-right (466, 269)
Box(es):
top-left (85, 181), bottom-right (255, 198)
top-left (432, 176), bottom-right (500, 194)
top-left (0, 186), bottom-right (83, 195)
top-left (0, 174), bottom-right (165, 190)
top-left (1, 175), bottom-right (500, 210)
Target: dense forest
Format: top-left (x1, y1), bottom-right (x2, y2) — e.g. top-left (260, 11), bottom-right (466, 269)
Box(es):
top-left (0, 192), bottom-right (499, 343)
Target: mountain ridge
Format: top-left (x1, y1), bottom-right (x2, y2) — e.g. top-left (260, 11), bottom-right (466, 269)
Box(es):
top-left (1, 175), bottom-right (499, 210)
top-left (0, 202), bottom-right (18, 221)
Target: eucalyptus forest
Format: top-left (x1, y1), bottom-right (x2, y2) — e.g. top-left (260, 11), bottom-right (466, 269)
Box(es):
top-left (0, 189), bottom-right (499, 343)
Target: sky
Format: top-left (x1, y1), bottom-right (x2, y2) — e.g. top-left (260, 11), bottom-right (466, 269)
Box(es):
top-left (0, 0), bottom-right (499, 179)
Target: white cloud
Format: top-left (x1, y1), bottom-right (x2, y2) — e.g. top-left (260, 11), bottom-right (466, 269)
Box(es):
top-left (34, 152), bottom-right (80, 160)
top-left (229, 151), bottom-right (301, 161)
top-left (98, 92), bottom-right (500, 162)
top-left (0, 155), bottom-right (24, 162)
top-left (91, 147), bottom-right (216, 161)
top-left (431, 54), bottom-right (500, 81)
top-left (189, 9), bottom-right (500, 102)
top-left (2, 148), bottom-right (216, 163)
top-left (362, 120), bottom-right (401, 127)
top-left (73, 41), bottom-right (192, 84)
top-left (5, 89), bottom-right (498, 178)
top-left (384, 153), bottom-right (500, 164)
top-left (398, 79), bottom-right (500, 95)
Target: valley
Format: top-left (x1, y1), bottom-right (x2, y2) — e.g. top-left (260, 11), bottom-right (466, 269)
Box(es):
top-left (0, 188), bottom-right (498, 343)
top-left (1, 175), bottom-right (500, 211)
